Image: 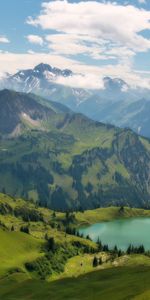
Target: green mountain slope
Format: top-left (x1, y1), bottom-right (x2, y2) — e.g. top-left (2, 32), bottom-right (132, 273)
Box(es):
top-left (1, 193), bottom-right (150, 299)
top-left (1, 266), bottom-right (150, 300)
top-left (0, 193), bottom-right (97, 277)
top-left (0, 89), bottom-right (70, 137)
top-left (0, 230), bottom-right (43, 277)
top-left (1, 90), bottom-right (150, 210)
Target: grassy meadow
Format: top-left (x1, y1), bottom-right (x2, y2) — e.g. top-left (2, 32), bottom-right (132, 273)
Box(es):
top-left (1, 266), bottom-right (150, 300)
top-left (0, 193), bottom-right (150, 299)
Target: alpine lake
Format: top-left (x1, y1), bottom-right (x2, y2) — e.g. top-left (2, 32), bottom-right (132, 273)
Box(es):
top-left (79, 217), bottom-right (150, 251)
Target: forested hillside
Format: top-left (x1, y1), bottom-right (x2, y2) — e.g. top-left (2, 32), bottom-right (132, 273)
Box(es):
top-left (1, 90), bottom-right (150, 210)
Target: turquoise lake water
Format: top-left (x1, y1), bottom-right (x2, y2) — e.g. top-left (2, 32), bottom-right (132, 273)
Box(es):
top-left (79, 218), bottom-right (150, 250)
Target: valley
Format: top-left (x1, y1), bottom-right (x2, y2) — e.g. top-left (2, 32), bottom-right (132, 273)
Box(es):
top-left (1, 88), bottom-right (150, 299)
top-left (1, 0), bottom-right (150, 298)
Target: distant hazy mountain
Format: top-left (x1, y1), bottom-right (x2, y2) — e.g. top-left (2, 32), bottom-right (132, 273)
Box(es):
top-left (1, 89), bottom-right (150, 210)
top-left (1, 63), bottom-right (150, 138)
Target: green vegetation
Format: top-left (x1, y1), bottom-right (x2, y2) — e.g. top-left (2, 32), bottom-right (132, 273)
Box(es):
top-left (1, 193), bottom-right (150, 299)
top-left (0, 229), bottom-right (43, 277)
top-left (75, 206), bottom-right (150, 226)
top-left (0, 193), bottom-right (97, 279)
top-left (1, 90), bottom-right (150, 210)
top-left (1, 266), bottom-right (150, 299)
top-left (1, 90), bottom-right (150, 298)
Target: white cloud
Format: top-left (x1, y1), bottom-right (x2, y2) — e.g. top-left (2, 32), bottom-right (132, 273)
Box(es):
top-left (27, 50), bottom-right (35, 54)
top-left (27, 1), bottom-right (150, 54)
top-left (26, 0), bottom-right (150, 83)
top-left (46, 34), bottom-right (93, 56)
top-left (0, 36), bottom-right (10, 43)
top-left (0, 51), bottom-right (80, 75)
top-left (56, 73), bottom-right (105, 90)
top-left (45, 33), bottom-right (135, 63)
top-left (26, 35), bottom-right (44, 45)
top-left (0, 1), bottom-right (150, 90)
top-left (0, 51), bottom-right (150, 89)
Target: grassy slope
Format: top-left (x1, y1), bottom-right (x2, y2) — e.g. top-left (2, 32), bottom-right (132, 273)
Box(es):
top-left (1, 194), bottom-right (150, 299)
top-left (1, 109), bottom-right (150, 210)
top-left (1, 266), bottom-right (150, 300)
top-left (0, 194), bottom-right (97, 247)
top-left (57, 252), bottom-right (150, 280)
top-left (0, 193), bottom-right (97, 277)
top-left (0, 229), bottom-right (43, 277)
top-left (1, 193), bottom-right (150, 233)
top-left (1, 90), bottom-right (150, 209)
top-left (75, 206), bottom-right (150, 226)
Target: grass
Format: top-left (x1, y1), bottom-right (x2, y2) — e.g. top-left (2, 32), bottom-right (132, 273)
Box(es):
top-left (1, 265), bottom-right (150, 299)
top-left (50, 252), bottom-right (110, 281)
top-left (1, 193), bottom-right (150, 233)
top-left (1, 194), bottom-right (150, 298)
top-left (50, 251), bottom-right (150, 281)
top-left (0, 229), bottom-right (43, 276)
top-left (0, 194), bottom-right (97, 250)
top-left (75, 206), bottom-right (150, 226)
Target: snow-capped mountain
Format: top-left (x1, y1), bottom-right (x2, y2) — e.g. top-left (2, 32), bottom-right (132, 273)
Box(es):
top-left (2, 63), bottom-right (73, 93)
top-left (1, 63), bottom-right (150, 138)
top-left (0, 63), bottom-right (92, 109)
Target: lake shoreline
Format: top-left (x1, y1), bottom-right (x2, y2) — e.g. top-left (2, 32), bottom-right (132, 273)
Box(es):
top-left (75, 206), bottom-right (150, 228)
top-left (78, 216), bottom-right (150, 251)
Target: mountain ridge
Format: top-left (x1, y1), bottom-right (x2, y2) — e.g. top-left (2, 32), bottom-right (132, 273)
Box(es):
top-left (1, 89), bottom-right (150, 210)
top-left (1, 63), bottom-right (150, 138)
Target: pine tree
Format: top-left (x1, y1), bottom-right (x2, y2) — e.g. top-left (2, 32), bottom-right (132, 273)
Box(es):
top-left (113, 245), bottom-right (118, 253)
top-left (127, 244), bottom-right (132, 255)
top-left (97, 238), bottom-right (102, 251)
top-left (20, 226), bottom-right (30, 234)
top-left (118, 249), bottom-right (122, 257)
top-left (86, 234), bottom-right (91, 240)
top-left (11, 225), bottom-right (15, 231)
top-left (52, 211), bottom-right (56, 218)
top-left (93, 256), bottom-right (98, 267)
top-left (103, 244), bottom-right (109, 252)
top-left (47, 237), bottom-right (56, 252)
top-left (119, 206), bottom-right (124, 214)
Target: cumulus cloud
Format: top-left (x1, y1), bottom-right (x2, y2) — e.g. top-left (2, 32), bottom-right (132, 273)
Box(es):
top-left (0, 36), bottom-right (10, 43)
top-left (26, 35), bottom-right (44, 45)
top-left (25, 0), bottom-right (150, 83)
top-left (1, 1), bottom-right (150, 90)
top-left (45, 33), bottom-right (135, 64)
top-left (27, 1), bottom-right (150, 54)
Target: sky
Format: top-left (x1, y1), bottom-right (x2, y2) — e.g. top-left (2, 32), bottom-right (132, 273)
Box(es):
top-left (0, 0), bottom-right (150, 89)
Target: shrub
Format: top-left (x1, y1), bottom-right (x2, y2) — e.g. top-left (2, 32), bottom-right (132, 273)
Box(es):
top-left (20, 226), bottom-right (30, 234)
top-left (14, 206), bottom-right (43, 222)
top-left (25, 256), bottom-right (52, 280)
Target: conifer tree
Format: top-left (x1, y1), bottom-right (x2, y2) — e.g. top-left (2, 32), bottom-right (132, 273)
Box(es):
top-left (93, 256), bottom-right (98, 267)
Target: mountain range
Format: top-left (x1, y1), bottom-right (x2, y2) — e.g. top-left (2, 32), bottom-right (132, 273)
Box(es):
top-left (1, 63), bottom-right (150, 138)
top-left (1, 89), bottom-right (150, 210)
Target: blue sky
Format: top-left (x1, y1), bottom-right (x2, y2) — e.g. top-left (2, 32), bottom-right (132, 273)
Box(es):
top-left (0, 0), bottom-right (150, 89)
